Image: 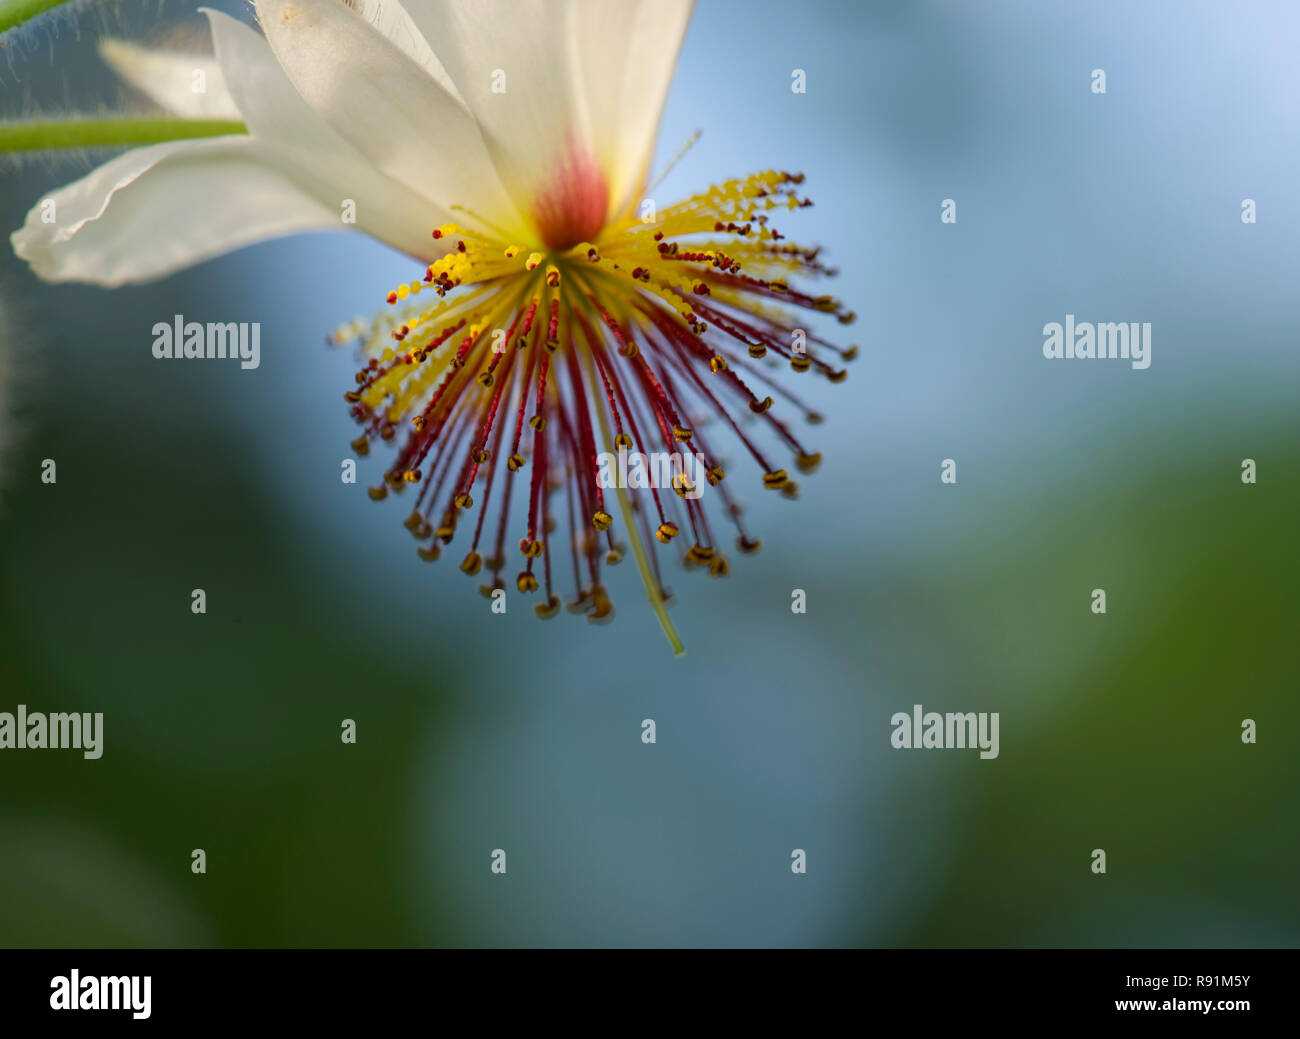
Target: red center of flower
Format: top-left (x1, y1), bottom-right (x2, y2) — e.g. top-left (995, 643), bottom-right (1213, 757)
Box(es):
top-left (531, 138), bottom-right (609, 252)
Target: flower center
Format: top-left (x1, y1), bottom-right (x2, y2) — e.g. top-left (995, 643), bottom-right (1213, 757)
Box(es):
top-left (531, 138), bottom-right (609, 252)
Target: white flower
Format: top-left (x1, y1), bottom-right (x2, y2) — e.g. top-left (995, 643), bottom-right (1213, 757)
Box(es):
top-left (7, 0), bottom-right (856, 653)
top-left (11, 0), bottom-right (693, 286)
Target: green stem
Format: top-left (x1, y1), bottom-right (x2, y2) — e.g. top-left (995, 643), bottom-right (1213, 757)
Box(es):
top-left (1, 0), bottom-right (78, 37)
top-left (0, 118), bottom-right (248, 152)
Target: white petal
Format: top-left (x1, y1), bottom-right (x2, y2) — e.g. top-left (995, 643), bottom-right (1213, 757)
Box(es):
top-left (13, 10), bottom-right (474, 289)
top-left (10, 136), bottom-right (340, 287)
top-left (341, 0), bottom-right (464, 104)
top-left (253, 0), bottom-right (524, 238)
top-left (98, 38), bottom-right (242, 120)
top-left (204, 8), bottom-right (454, 261)
top-left (570, 0), bottom-right (694, 219)
top-left (401, 0), bottom-right (593, 230)
top-left (401, 0), bottom-right (692, 233)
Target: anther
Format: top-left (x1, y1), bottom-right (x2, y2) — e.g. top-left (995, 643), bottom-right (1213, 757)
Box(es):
top-left (534, 595), bottom-right (562, 619)
top-left (460, 551), bottom-right (483, 575)
top-left (656, 522), bottom-right (679, 544)
top-left (519, 538), bottom-right (544, 558)
top-left (686, 544), bottom-right (715, 564)
top-left (796, 451), bottom-right (821, 474)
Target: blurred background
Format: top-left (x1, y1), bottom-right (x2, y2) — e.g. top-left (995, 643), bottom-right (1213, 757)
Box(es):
top-left (0, 0), bottom-right (1296, 947)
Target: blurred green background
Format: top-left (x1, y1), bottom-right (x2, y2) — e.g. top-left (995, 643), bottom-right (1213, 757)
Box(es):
top-left (1, 0), bottom-right (1296, 946)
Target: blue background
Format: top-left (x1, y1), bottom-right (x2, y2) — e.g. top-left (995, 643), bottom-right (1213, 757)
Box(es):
top-left (0, 0), bottom-right (1296, 946)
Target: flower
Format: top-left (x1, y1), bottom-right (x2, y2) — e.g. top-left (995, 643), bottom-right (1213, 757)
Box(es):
top-left (10, 0), bottom-right (856, 652)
